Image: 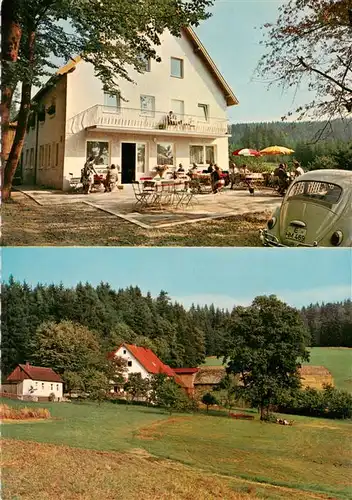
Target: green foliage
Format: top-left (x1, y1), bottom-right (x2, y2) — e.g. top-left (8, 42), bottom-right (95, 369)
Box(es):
top-left (201, 392), bottom-right (218, 412)
top-left (221, 295), bottom-right (310, 419)
top-left (279, 384), bottom-right (352, 420)
top-left (154, 377), bottom-right (190, 414)
top-left (301, 300), bottom-right (352, 347)
top-left (124, 373), bottom-right (150, 403)
top-left (215, 373), bottom-right (238, 410)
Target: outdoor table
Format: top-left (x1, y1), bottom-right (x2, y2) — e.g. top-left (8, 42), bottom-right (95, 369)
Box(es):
top-left (140, 179), bottom-right (192, 209)
top-left (189, 173), bottom-right (212, 194)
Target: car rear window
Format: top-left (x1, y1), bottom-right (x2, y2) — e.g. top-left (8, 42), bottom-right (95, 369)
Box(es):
top-left (287, 180), bottom-right (342, 204)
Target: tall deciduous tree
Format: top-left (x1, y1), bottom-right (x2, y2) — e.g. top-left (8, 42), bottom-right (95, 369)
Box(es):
top-left (30, 320), bottom-right (104, 375)
top-left (220, 295), bottom-right (310, 420)
top-left (257, 0), bottom-right (352, 122)
top-left (1, 0), bottom-right (213, 200)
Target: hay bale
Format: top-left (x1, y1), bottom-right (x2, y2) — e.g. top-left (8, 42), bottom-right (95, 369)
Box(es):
top-left (299, 365), bottom-right (334, 390)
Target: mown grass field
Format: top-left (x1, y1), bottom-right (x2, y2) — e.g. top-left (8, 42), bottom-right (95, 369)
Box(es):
top-left (204, 347), bottom-right (352, 392)
top-left (2, 399), bottom-right (351, 499)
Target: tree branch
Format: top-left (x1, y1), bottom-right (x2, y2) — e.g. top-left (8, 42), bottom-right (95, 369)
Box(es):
top-left (298, 56), bottom-right (352, 94)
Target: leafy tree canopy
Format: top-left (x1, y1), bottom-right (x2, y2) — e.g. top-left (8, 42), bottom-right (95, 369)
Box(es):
top-left (220, 295), bottom-right (310, 419)
top-left (257, 0), bottom-right (352, 120)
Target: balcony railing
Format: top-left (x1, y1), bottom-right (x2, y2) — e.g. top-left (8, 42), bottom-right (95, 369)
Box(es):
top-left (67, 105), bottom-right (231, 137)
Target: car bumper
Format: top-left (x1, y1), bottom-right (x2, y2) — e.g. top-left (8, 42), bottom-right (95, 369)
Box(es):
top-left (259, 229), bottom-right (318, 247)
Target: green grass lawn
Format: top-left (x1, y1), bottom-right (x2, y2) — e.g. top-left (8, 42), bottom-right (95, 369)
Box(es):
top-left (204, 347), bottom-right (352, 392)
top-left (2, 399), bottom-right (351, 499)
top-left (1, 399), bottom-right (168, 452)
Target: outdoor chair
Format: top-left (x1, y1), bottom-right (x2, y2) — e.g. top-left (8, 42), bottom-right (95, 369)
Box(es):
top-left (175, 184), bottom-right (194, 209)
top-left (132, 181), bottom-right (154, 210)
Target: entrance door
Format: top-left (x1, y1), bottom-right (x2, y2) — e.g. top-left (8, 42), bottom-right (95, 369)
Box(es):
top-left (121, 142), bottom-right (136, 183)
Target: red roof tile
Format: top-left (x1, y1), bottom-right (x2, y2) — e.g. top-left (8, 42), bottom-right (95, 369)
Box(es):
top-left (124, 344), bottom-right (176, 377)
top-left (7, 364), bottom-right (63, 383)
top-left (173, 368), bottom-right (199, 374)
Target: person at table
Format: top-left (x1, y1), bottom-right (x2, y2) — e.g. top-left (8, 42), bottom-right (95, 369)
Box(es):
top-left (293, 160), bottom-right (304, 177)
top-left (276, 163), bottom-right (290, 195)
top-left (81, 156), bottom-right (97, 194)
top-left (177, 163), bottom-right (185, 172)
top-left (229, 161), bottom-right (239, 189)
top-left (207, 162), bottom-right (214, 174)
top-left (211, 165), bottom-right (225, 193)
top-left (104, 164), bottom-right (118, 192)
top-left (239, 164), bottom-right (255, 195)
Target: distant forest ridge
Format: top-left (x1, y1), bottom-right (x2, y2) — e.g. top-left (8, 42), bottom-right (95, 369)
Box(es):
top-left (2, 279), bottom-right (351, 377)
top-left (229, 118), bottom-right (352, 149)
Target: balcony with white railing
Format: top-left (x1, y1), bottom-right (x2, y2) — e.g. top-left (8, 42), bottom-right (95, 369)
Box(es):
top-left (67, 105), bottom-right (231, 138)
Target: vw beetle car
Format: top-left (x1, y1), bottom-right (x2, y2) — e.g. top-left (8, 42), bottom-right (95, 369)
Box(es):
top-left (260, 169), bottom-right (352, 247)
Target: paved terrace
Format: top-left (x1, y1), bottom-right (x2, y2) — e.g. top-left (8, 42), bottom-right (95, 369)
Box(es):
top-left (17, 185), bottom-right (281, 229)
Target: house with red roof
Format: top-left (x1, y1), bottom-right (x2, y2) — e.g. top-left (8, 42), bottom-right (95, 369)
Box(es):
top-left (109, 344), bottom-right (195, 396)
top-left (3, 363), bottom-right (64, 401)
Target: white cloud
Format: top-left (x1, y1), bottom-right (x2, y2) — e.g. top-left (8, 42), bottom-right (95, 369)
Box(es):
top-left (173, 284), bottom-right (351, 311)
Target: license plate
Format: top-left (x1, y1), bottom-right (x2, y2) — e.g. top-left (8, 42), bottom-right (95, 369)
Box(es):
top-left (285, 226), bottom-right (306, 243)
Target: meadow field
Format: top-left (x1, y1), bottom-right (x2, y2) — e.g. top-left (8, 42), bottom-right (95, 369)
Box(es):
top-left (2, 399), bottom-right (351, 500)
top-left (204, 347), bottom-right (352, 392)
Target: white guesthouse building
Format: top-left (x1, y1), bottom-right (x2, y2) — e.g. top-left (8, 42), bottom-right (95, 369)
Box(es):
top-left (2, 363), bottom-right (64, 401)
top-left (21, 26), bottom-right (238, 190)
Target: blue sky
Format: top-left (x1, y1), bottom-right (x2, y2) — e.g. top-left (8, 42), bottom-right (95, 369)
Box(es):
top-left (2, 248), bottom-right (351, 310)
top-left (195, 0), bottom-right (311, 122)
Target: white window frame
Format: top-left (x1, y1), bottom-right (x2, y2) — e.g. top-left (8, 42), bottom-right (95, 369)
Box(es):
top-left (30, 148), bottom-right (34, 168)
top-left (103, 92), bottom-right (121, 112)
top-left (198, 103), bottom-right (209, 122)
top-left (190, 144), bottom-right (216, 165)
top-left (170, 99), bottom-right (184, 120)
top-left (171, 57), bottom-right (184, 78)
top-left (140, 95), bottom-right (155, 117)
top-left (85, 139), bottom-right (111, 172)
top-left (136, 142), bottom-right (148, 174)
top-left (157, 142), bottom-right (175, 167)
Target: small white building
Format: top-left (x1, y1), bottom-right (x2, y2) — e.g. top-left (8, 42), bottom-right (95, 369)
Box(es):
top-left (21, 26), bottom-right (238, 189)
top-left (3, 363), bottom-right (64, 401)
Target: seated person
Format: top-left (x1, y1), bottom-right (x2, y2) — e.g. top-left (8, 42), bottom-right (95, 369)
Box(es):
top-left (177, 163), bottom-right (185, 172)
top-left (276, 163), bottom-right (290, 194)
top-left (293, 160), bottom-right (304, 177)
top-left (104, 164), bottom-right (118, 192)
top-left (211, 165), bottom-right (225, 193)
top-left (167, 111), bottom-right (178, 125)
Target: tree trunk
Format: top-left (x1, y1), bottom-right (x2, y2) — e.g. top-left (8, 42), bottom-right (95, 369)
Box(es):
top-left (3, 28), bottom-right (35, 201)
top-left (1, 0), bottom-right (22, 169)
top-left (260, 405), bottom-right (265, 420)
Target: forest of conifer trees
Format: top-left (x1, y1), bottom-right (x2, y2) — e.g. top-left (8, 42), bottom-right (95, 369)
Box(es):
top-left (1, 277), bottom-right (351, 377)
top-left (229, 119), bottom-right (352, 169)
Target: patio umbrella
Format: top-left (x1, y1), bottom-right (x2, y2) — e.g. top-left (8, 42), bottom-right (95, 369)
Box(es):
top-left (260, 146), bottom-right (295, 155)
top-left (232, 148), bottom-right (261, 157)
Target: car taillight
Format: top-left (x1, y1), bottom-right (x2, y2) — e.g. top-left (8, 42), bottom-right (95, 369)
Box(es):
top-left (267, 217), bottom-right (276, 230)
top-left (330, 231), bottom-right (343, 246)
